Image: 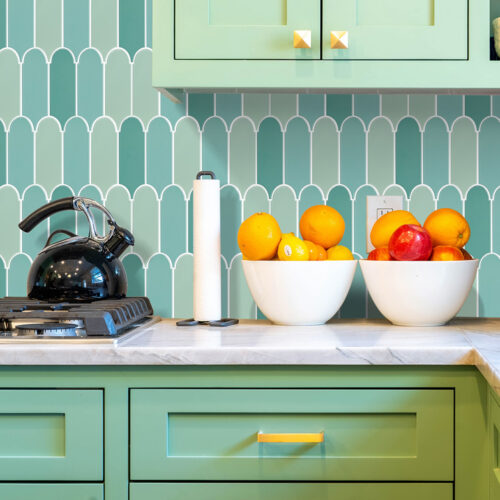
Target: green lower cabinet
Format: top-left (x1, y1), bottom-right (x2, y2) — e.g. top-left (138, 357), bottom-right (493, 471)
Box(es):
top-left (490, 389), bottom-right (500, 499)
top-left (129, 482), bottom-right (453, 500)
top-left (0, 484), bottom-right (103, 500)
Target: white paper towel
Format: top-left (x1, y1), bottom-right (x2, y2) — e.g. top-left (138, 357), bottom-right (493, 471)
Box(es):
top-left (193, 177), bottom-right (221, 321)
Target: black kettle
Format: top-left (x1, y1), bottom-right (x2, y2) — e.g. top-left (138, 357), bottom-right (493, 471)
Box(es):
top-left (19, 197), bottom-right (134, 302)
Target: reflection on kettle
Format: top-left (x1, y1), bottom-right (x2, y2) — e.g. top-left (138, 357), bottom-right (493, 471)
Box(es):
top-left (18, 197), bottom-right (134, 302)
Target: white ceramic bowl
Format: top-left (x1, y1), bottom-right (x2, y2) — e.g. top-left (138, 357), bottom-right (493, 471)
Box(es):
top-left (242, 260), bottom-right (357, 326)
top-left (359, 260), bottom-right (479, 326)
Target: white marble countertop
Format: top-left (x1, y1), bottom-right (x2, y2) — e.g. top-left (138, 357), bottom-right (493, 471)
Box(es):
top-left (1, 318), bottom-right (500, 392)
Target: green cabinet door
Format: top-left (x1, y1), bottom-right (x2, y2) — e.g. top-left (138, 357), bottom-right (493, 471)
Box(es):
top-left (490, 390), bottom-right (500, 499)
top-left (0, 484), bottom-right (103, 500)
top-left (322, 0), bottom-right (467, 59)
top-left (174, 0), bottom-right (321, 59)
top-left (130, 482), bottom-right (453, 500)
top-left (0, 390), bottom-right (103, 481)
top-left (130, 388), bottom-right (453, 481)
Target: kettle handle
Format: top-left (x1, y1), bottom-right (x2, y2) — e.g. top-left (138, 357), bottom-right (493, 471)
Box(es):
top-left (18, 197), bottom-right (76, 233)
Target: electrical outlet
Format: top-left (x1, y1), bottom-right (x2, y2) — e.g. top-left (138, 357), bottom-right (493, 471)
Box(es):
top-left (366, 196), bottom-right (403, 254)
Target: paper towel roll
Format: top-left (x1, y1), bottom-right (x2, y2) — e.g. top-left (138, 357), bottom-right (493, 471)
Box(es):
top-left (193, 176), bottom-right (221, 321)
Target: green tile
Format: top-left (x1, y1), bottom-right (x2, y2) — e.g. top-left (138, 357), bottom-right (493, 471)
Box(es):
top-left (64, 0), bottom-right (89, 56)
top-left (22, 186), bottom-right (49, 259)
top-left (465, 185), bottom-right (491, 259)
top-left (132, 49), bottom-right (158, 125)
top-left (478, 255), bottom-right (500, 317)
top-left (353, 94), bottom-right (379, 126)
top-left (22, 49), bottom-right (48, 126)
top-left (161, 93), bottom-right (187, 124)
top-left (437, 95), bottom-right (463, 127)
top-left (0, 186), bottom-right (21, 262)
top-left (36, 0), bottom-right (62, 57)
top-left (299, 94), bottom-right (324, 127)
top-left (215, 94), bottom-right (242, 125)
top-left (450, 117), bottom-right (477, 195)
top-left (243, 93), bottom-right (268, 125)
top-left (229, 255), bottom-right (255, 319)
top-left (409, 94), bottom-right (435, 127)
top-left (409, 185), bottom-right (435, 226)
top-left (478, 117), bottom-right (500, 194)
top-left (146, 254), bottom-right (172, 317)
top-left (64, 117), bottom-right (89, 192)
top-left (36, 117), bottom-right (62, 193)
top-left (119, 117), bottom-right (145, 196)
top-left (188, 93), bottom-right (214, 127)
top-left (437, 185), bottom-right (462, 213)
top-left (8, 0), bottom-right (33, 56)
top-left (202, 117), bottom-right (228, 185)
top-left (311, 117), bottom-right (339, 194)
top-left (340, 264), bottom-right (365, 319)
top-left (0, 49), bottom-right (20, 126)
top-left (105, 49), bottom-right (131, 125)
top-left (493, 96), bottom-right (500, 118)
top-left (91, 117), bottom-right (118, 193)
top-left (229, 117), bottom-right (256, 194)
top-left (326, 94), bottom-right (352, 127)
top-left (284, 117), bottom-right (310, 195)
top-left (381, 94), bottom-right (407, 127)
top-left (221, 185), bottom-right (242, 263)
top-left (367, 117), bottom-right (394, 194)
top-left (270, 93), bottom-right (296, 126)
top-left (457, 276), bottom-right (477, 317)
top-left (7, 254), bottom-right (30, 296)
top-left (353, 185), bottom-right (377, 257)
top-left (271, 185), bottom-right (297, 236)
top-left (105, 186), bottom-right (132, 238)
top-left (160, 185), bottom-right (186, 262)
top-left (493, 192), bottom-right (500, 254)
top-left (146, 117), bottom-right (172, 193)
top-left (77, 49), bottom-right (103, 127)
top-left (50, 185), bottom-right (76, 236)
top-left (146, 0), bottom-right (152, 48)
top-left (257, 117), bottom-right (282, 195)
top-left (395, 117), bottom-right (421, 197)
top-left (133, 185), bottom-right (159, 262)
top-left (173, 117), bottom-right (201, 194)
top-left (7, 117), bottom-right (33, 193)
top-left (384, 185), bottom-right (409, 210)
top-left (0, 120), bottom-right (4, 186)
top-left (122, 253), bottom-right (145, 296)
top-left (0, 0), bottom-right (5, 49)
top-left (119, 0), bottom-right (144, 58)
top-left (91, 0), bottom-right (116, 57)
top-left (326, 185), bottom-right (352, 249)
top-left (173, 253), bottom-right (193, 318)
top-left (299, 185), bottom-right (324, 223)
top-left (423, 117), bottom-right (449, 195)
top-left (465, 95), bottom-right (491, 129)
top-left (49, 49), bottom-right (75, 127)
top-left (340, 117), bottom-right (366, 193)
top-left (243, 185), bottom-right (269, 219)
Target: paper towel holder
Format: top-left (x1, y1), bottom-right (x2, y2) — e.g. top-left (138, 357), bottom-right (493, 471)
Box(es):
top-left (177, 170), bottom-right (238, 328)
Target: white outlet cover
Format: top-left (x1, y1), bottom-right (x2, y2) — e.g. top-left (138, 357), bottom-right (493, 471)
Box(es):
top-left (366, 196), bottom-right (404, 254)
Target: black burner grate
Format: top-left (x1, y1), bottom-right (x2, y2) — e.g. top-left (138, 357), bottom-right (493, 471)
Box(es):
top-left (0, 297), bottom-right (153, 336)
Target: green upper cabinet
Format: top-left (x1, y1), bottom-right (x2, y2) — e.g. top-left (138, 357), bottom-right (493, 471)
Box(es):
top-left (322, 0), bottom-right (467, 60)
top-left (174, 0), bottom-right (321, 59)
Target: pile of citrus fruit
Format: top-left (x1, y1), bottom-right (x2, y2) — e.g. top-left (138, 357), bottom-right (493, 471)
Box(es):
top-left (368, 208), bottom-right (473, 261)
top-left (237, 205), bottom-right (354, 261)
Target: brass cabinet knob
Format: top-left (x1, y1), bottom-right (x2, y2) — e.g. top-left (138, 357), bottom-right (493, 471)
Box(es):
top-left (293, 30), bottom-right (312, 49)
top-left (331, 31), bottom-right (348, 49)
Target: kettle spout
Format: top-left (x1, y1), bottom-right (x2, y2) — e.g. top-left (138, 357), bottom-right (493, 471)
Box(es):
top-left (105, 224), bottom-right (134, 258)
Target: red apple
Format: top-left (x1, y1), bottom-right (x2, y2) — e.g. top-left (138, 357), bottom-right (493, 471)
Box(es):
top-left (388, 224), bottom-right (433, 261)
top-left (367, 247), bottom-right (392, 261)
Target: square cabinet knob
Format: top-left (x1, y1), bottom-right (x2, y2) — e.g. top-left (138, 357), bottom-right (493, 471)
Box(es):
top-left (331, 31), bottom-right (348, 49)
top-left (294, 30), bottom-right (312, 49)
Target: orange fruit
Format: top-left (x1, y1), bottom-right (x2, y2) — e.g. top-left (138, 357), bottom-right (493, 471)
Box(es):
top-left (462, 248), bottom-right (474, 260)
top-left (367, 247), bottom-right (392, 261)
top-left (430, 245), bottom-right (464, 261)
top-left (316, 244), bottom-right (327, 261)
top-left (327, 245), bottom-right (354, 260)
top-left (237, 212), bottom-right (281, 260)
top-left (370, 210), bottom-right (420, 249)
top-left (277, 233), bottom-right (309, 261)
top-left (423, 208), bottom-right (470, 248)
top-left (299, 205), bottom-right (345, 249)
top-left (304, 240), bottom-right (319, 261)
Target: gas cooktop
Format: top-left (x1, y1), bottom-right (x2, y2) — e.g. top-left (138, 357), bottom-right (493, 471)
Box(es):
top-left (0, 297), bottom-right (157, 343)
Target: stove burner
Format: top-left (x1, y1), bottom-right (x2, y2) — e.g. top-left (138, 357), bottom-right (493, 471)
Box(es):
top-left (16, 322), bottom-right (79, 336)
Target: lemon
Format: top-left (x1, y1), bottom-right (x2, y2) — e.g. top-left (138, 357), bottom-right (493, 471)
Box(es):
top-left (277, 233), bottom-right (309, 261)
top-left (327, 245), bottom-right (354, 260)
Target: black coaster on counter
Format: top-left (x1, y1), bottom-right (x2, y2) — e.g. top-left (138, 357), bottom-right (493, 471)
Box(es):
top-left (176, 318), bottom-right (239, 327)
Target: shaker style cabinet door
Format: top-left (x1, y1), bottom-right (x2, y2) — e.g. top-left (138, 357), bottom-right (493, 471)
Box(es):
top-left (490, 390), bottom-right (500, 499)
top-left (322, 0), bottom-right (467, 60)
top-left (0, 484), bottom-right (103, 500)
top-left (174, 0), bottom-right (321, 59)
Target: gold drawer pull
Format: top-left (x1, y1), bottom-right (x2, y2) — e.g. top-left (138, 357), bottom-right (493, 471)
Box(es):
top-left (257, 432), bottom-right (324, 443)
top-left (293, 30), bottom-right (312, 49)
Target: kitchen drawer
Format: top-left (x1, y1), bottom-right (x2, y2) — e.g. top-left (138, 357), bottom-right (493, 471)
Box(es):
top-left (0, 389), bottom-right (103, 481)
top-left (130, 388), bottom-right (453, 481)
top-left (129, 482), bottom-right (453, 500)
top-left (0, 484), bottom-right (103, 500)
top-left (490, 389), bottom-right (500, 499)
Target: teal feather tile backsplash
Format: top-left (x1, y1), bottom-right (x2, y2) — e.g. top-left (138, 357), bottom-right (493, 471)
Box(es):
top-left (1, 1), bottom-right (500, 318)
